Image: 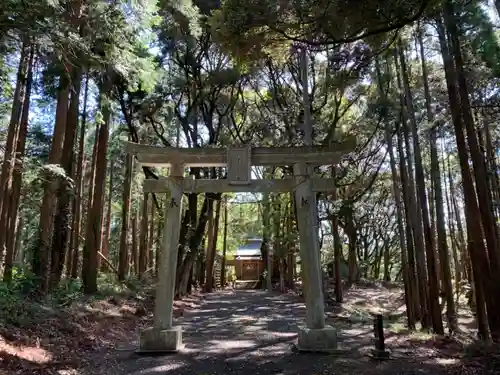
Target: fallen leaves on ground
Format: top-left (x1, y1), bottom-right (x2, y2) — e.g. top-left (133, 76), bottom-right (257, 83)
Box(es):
top-left (0, 290), bottom-right (203, 375)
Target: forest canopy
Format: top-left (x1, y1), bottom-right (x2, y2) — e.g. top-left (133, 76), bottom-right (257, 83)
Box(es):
top-left (2, 0), bottom-right (500, 373)
top-left (210, 0), bottom-right (435, 59)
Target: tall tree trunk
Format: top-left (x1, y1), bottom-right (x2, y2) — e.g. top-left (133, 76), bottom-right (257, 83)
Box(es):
top-left (2, 45), bottom-right (33, 282)
top-left (272, 194), bottom-right (283, 291)
top-left (286, 196), bottom-right (295, 289)
top-left (345, 209), bottom-right (358, 283)
top-left (221, 196), bottom-right (228, 288)
top-left (49, 69), bottom-right (82, 290)
top-left (138, 193), bottom-right (149, 278)
top-left (394, 49), bottom-right (430, 329)
top-left (68, 75), bottom-right (89, 279)
top-left (0, 42), bottom-right (30, 266)
top-left (430, 126), bottom-right (457, 331)
top-left (118, 150), bottom-right (133, 280)
top-left (386, 121), bottom-right (417, 320)
top-left (206, 198), bottom-right (221, 293)
top-left (331, 167), bottom-right (343, 303)
top-left (442, 140), bottom-right (462, 301)
top-left (100, 161), bottom-right (113, 271)
top-left (376, 54), bottom-right (415, 327)
top-left (82, 77), bottom-right (111, 294)
top-left (155, 212), bottom-right (162, 278)
top-left (418, 29), bottom-right (457, 332)
top-left (32, 0), bottom-right (84, 290)
top-left (482, 115), bottom-right (500, 221)
top-left (262, 191), bottom-right (272, 289)
top-left (131, 212), bottom-right (138, 275)
top-left (447, 155), bottom-right (468, 282)
top-left (176, 192), bottom-right (199, 290)
top-left (32, 79), bottom-right (69, 294)
top-left (14, 216), bottom-right (23, 266)
top-left (178, 195), bottom-right (220, 295)
top-left (395, 116), bottom-right (425, 325)
top-left (148, 199), bottom-right (155, 270)
top-left (86, 120), bottom-right (100, 228)
top-left (397, 40), bottom-right (443, 334)
top-left (382, 242), bottom-right (390, 281)
top-left (436, 15), bottom-right (492, 340)
top-left (443, 1), bottom-right (500, 283)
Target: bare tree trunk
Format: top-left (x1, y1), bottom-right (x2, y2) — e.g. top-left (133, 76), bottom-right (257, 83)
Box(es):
top-left (178, 196), bottom-right (218, 295)
top-left (0, 43), bottom-right (30, 266)
top-left (13, 216), bottom-right (23, 266)
top-left (286, 197), bottom-right (295, 290)
top-left (430, 126), bottom-right (457, 331)
top-left (138, 193), bottom-right (149, 278)
top-left (395, 116), bottom-right (426, 326)
top-left (346, 210), bottom-right (358, 283)
top-left (397, 40), bottom-right (443, 334)
top-left (118, 150), bottom-right (133, 280)
top-left (49, 68), bottom-right (82, 290)
top-left (444, 2), bottom-right (500, 283)
top-left (418, 29), bottom-right (457, 332)
top-left (148, 199), bottom-right (155, 270)
top-left (67, 74), bottom-right (89, 279)
top-left (82, 77), bottom-right (111, 294)
top-left (3, 45), bottom-right (33, 282)
top-left (100, 161), bottom-right (113, 272)
top-left (436, 15), bottom-right (492, 340)
top-left (482, 115), bottom-right (500, 222)
top-left (131, 213), bottom-right (138, 275)
top-left (442, 141), bottom-right (462, 301)
top-left (206, 198), bottom-right (221, 293)
top-left (155, 212), bottom-right (162, 278)
top-left (221, 196), bottom-right (228, 288)
top-left (32, 79), bottom-right (69, 294)
top-left (331, 167), bottom-right (343, 302)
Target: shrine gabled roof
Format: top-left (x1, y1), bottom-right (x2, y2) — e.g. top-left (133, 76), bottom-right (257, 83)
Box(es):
top-left (235, 238), bottom-right (262, 258)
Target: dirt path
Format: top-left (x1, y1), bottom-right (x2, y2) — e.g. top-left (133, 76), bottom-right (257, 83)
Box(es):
top-left (87, 289), bottom-right (465, 375)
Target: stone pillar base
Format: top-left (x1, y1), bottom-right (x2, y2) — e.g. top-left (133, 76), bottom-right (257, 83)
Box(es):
top-left (296, 325), bottom-right (339, 353)
top-left (137, 326), bottom-right (183, 353)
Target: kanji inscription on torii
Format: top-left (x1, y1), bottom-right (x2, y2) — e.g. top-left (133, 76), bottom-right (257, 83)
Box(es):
top-left (227, 145), bottom-right (251, 185)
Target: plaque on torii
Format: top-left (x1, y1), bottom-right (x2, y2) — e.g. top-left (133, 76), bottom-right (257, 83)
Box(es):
top-left (226, 145), bottom-right (251, 185)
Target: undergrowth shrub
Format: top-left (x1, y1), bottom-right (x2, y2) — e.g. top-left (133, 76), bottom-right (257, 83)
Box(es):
top-left (0, 267), bottom-right (42, 326)
top-left (0, 267), bottom-right (147, 326)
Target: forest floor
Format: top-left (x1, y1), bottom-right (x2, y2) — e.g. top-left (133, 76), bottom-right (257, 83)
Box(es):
top-left (0, 280), bottom-right (499, 375)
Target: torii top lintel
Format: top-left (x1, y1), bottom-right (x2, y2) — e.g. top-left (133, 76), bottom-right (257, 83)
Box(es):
top-left (124, 137), bottom-right (356, 168)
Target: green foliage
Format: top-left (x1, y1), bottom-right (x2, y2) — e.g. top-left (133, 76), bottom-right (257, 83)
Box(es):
top-left (210, 0), bottom-right (435, 61)
top-left (0, 268), bottom-right (44, 326)
top-left (0, 267), bottom-right (142, 327)
top-left (458, 2), bottom-right (500, 77)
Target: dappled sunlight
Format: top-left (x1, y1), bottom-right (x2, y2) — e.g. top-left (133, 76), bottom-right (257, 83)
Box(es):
top-left (231, 314), bottom-right (258, 323)
top-left (194, 308), bottom-right (224, 314)
top-left (0, 337), bottom-right (53, 364)
top-left (425, 357), bottom-right (460, 365)
top-left (128, 361), bottom-right (186, 375)
top-left (208, 339), bottom-right (256, 350)
top-left (254, 306), bottom-right (272, 311)
top-left (35, 286), bottom-right (495, 375)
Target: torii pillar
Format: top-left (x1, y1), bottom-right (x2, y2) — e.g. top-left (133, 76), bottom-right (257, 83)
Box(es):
top-left (139, 163), bottom-right (184, 352)
top-left (294, 45), bottom-right (337, 352)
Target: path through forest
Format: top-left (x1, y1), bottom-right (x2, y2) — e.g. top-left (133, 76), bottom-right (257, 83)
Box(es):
top-left (87, 287), bottom-right (471, 375)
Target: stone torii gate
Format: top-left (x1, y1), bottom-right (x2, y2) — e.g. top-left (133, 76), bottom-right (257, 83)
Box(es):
top-left (126, 139), bottom-right (354, 353)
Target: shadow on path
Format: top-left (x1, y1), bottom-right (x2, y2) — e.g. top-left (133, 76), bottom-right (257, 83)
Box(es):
top-left (96, 290), bottom-right (465, 375)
